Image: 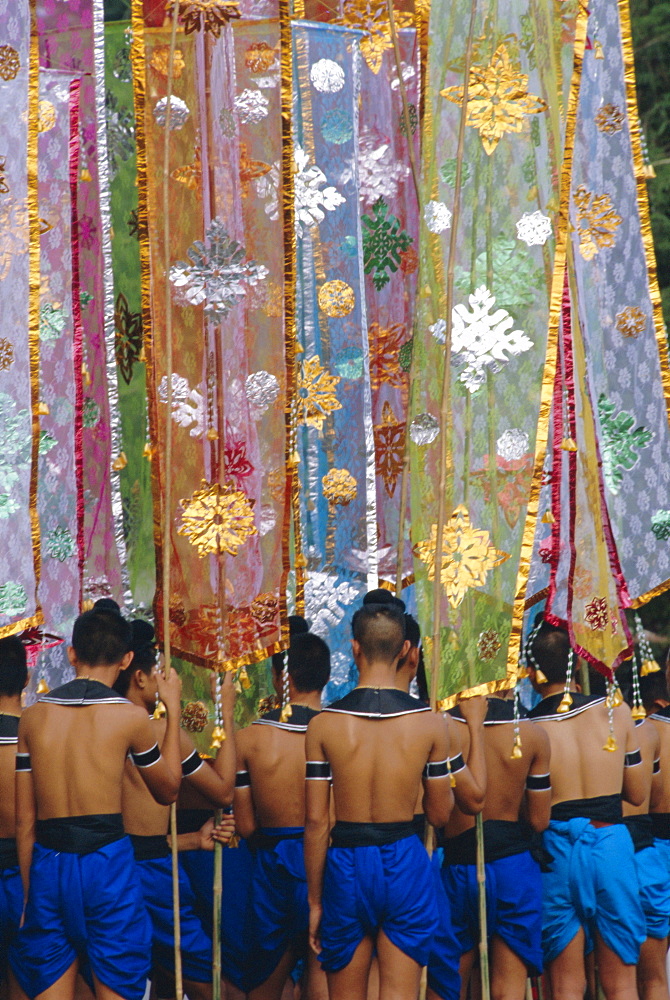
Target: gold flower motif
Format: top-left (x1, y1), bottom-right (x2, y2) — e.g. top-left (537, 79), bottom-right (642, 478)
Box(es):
top-left (181, 701), bottom-right (209, 732)
top-left (172, 143), bottom-right (202, 193)
top-left (333, 0), bottom-right (414, 74)
top-left (584, 596), bottom-right (609, 631)
top-left (239, 143), bottom-right (271, 197)
top-left (150, 46), bottom-right (186, 79)
top-left (374, 401), bottom-right (405, 497)
top-left (415, 505), bottom-right (510, 609)
top-left (0, 156), bottom-right (8, 195)
top-left (298, 356), bottom-right (342, 430)
top-left (0, 338), bottom-right (14, 371)
top-left (441, 43), bottom-right (547, 155)
top-left (369, 322), bottom-right (409, 390)
top-left (169, 0), bottom-right (241, 36)
top-left (178, 480), bottom-right (257, 557)
top-left (0, 45), bottom-right (20, 82)
top-left (245, 42), bottom-right (277, 73)
top-left (322, 468), bottom-right (357, 505)
top-left (573, 185), bottom-right (622, 261)
top-left (477, 628), bottom-right (501, 661)
top-left (595, 103), bottom-right (625, 134)
top-left (250, 591), bottom-right (278, 624)
top-left (615, 306), bottom-right (646, 339)
top-left (318, 279), bottom-right (355, 318)
top-left (39, 100), bottom-right (56, 133)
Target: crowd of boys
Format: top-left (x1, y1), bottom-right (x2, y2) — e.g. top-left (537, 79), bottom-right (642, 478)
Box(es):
top-left (0, 591), bottom-right (669, 1000)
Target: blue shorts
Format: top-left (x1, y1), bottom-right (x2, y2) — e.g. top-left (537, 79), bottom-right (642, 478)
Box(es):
top-left (0, 866), bottom-right (22, 983)
top-left (245, 828), bottom-right (308, 990)
top-left (438, 850), bottom-right (543, 977)
top-left (541, 819), bottom-right (646, 966)
top-left (635, 844), bottom-right (670, 940)
top-left (136, 856), bottom-right (212, 983)
top-left (653, 838), bottom-right (670, 881)
top-left (426, 853), bottom-right (461, 1000)
top-left (179, 848), bottom-right (214, 937)
top-left (10, 838), bottom-right (151, 1000)
top-left (319, 834), bottom-right (439, 973)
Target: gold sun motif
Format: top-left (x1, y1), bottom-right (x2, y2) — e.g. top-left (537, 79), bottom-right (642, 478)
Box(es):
top-left (150, 46), bottom-right (186, 78)
top-left (318, 279), bottom-right (355, 318)
top-left (615, 306), bottom-right (646, 339)
top-left (333, 0), bottom-right (415, 74)
top-left (298, 356), bottom-right (342, 431)
top-left (415, 505), bottom-right (509, 609)
top-left (573, 185), bottom-right (622, 261)
top-left (0, 45), bottom-right (20, 82)
top-left (595, 103), bottom-right (625, 134)
top-left (441, 43), bottom-right (547, 155)
top-left (322, 468), bottom-right (357, 506)
top-left (177, 480), bottom-right (257, 557)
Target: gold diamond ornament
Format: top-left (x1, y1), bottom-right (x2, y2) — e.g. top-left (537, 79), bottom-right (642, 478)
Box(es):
top-left (178, 480), bottom-right (257, 557)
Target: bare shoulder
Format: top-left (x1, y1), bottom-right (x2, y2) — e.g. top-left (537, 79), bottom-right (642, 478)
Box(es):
top-left (520, 719), bottom-right (548, 745)
top-left (235, 724), bottom-right (256, 751)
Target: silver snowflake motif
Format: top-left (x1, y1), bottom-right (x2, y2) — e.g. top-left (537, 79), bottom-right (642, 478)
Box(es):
top-left (245, 370), bottom-right (280, 410)
top-left (496, 428), bottom-right (530, 461)
top-left (153, 96), bottom-right (190, 130)
top-left (169, 218), bottom-right (268, 323)
top-left (410, 413), bottom-right (439, 446)
top-left (451, 286), bottom-right (533, 392)
top-left (429, 318), bottom-right (447, 343)
top-left (82, 397), bottom-right (100, 429)
top-left (259, 504), bottom-right (276, 536)
top-left (0, 392), bottom-right (30, 494)
top-left (390, 62), bottom-right (415, 91)
top-left (310, 58), bottom-right (345, 93)
top-left (158, 373), bottom-right (191, 403)
top-left (234, 88), bottom-right (269, 124)
top-left (424, 200), bottom-right (452, 234)
top-left (0, 582), bottom-right (27, 618)
top-left (304, 571), bottom-right (360, 636)
top-left (105, 91), bottom-right (135, 178)
top-left (348, 128), bottom-right (409, 207)
top-left (254, 160), bottom-right (280, 221)
top-left (516, 210), bottom-right (552, 247)
top-left (46, 526), bottom-right (75, 563)
top-left (293, 146), bottom-right (346, 238)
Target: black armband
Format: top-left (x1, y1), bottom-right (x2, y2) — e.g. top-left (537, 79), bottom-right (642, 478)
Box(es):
top-left (423, 759), bottom-right (449, 779)
top-left (15, 753), bottom-right (31, 772)
top-left (653, 758), bottom-right (661, 775)
top-left (526, 772), bottom-right (551, 791)
top-left (448, 753), bottom-right (465, 775)
top-left (235, 770), bottom-right (251, 788)
top-left (306, 761), bottom-right (331, 780)
top-left (131, 743), bottom-right (161, 768)
top-left (624, 749), bottom-right (642, 768)
top-left (181, 749), bottom-right (203, 777)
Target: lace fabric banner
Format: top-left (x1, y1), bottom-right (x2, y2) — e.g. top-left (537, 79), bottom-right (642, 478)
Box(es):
top-left (36, 71), bottom-right (83, 634)
top-left (409, 0), bottom-right (582, 703)
top-left (0, 0), bottom-right (41, 634)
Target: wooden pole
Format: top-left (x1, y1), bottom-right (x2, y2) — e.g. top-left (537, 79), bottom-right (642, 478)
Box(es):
top-left (212, 807), bottom-right (223, 1000)
top-left (476, 812), bottom-right (490, 1000)
top-left (161, 6), bottom-right (183, 997)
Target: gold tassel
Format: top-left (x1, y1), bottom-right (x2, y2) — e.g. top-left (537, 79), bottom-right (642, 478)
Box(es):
top-left (541, 510), bottom-right (555, 524)
top-left (112, 452), bottom-right (128, 471)
top-left (535, 668), bottom-right (548, 685)
top-left (37, 401), bottom-right (49, 416)
top-left (280, 703), bottom-right (293, 723)
top-left (80, 167), bottom-right (92, 182)
top-left (239, 667), bottom-right (251, 690)
top-left (642, 164), bottom-right (656, 179)
top-left (557, 692), bottom-right (573, 713)
top-left (210, 724), bottom-right (225, 749)
top-left (603, 733), bottom-right (617, 751)
top-left (593, 39), bottom-right (604, 59)
top-left (510, 737), bottom-right (523, 760)
top-left (143, 442), bottom-right (154, 460)
top-left (35, 677), bottom-right (49, 695)
top-left (631, 705), bottom-right (646, 721)
top-left (206, 428), bottom-right (219, 441)
top-left (641, 659), bottom-right (660, 676)
top-left (152, 700), bottom-right (166, 719)
top-left (561, 437), bottom-right (578, 451)
top-left (611, 686), bottom-right (624, 707)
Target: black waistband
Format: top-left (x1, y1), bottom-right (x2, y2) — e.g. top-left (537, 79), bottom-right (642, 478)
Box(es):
top-left (251, 828), bottom-right (305, 851)
top-left (443, 820), bottom-right (532, 866)
top-left (0, 837), bottom-right (18, 870)
top-left (412, 813), bottom-right (426, 841)
top-left (176, 809), bottom-right (214, 835)
top-left (36, 814), bottom-right (125, 854)
top-left (622, 815), bottom-right (655, 852)
top-left (651, 813), bottom-right (670, 840)
top-left (130, 833), bottom-right (170, 861)
top-left (551, 794), bottom-right (622, 824)
top-left (330, 820), bottom-right (417, 848)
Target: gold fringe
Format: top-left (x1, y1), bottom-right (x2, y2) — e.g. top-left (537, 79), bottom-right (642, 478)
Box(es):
top-left (507, 7), bottom-right (589, 676)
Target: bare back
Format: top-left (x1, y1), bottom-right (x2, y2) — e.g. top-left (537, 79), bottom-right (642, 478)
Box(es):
top-left (649, 707), bottom-right (670, 812)
top-left (122, 717), bottom-right (170, 836)
top-left (0, 729), bottom-right (18, 837)
top-left (239, 724), bottom-right (309, 828)
top-left (622, 718), bottom-right (658, 817)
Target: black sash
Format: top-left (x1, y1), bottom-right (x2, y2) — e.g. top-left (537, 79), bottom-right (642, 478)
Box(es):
top-left (0, 837), bottom-right (18, 870)
top-left (252, 828), bottom-right (305, 850)
top-left (412, 813), bottom-right (427, 841)
top-left (130, 833), bottom-right (170, 861)
top-left (622, 815), bottom-right (655, 853)
top-left (36, 813), bottom-right (125, 854)
top-left (176, 809), bottom-right (214, 835)
top-left (551, 794), bottom-right (622, 824)
top-left (450, 698), bottom-right (526, 724)
top-left (443, 819), bottom-right (533, 866)
top-left (651, 812), bottom-right (670, 841)
top-left (330, 820), bottom-right (416, 848)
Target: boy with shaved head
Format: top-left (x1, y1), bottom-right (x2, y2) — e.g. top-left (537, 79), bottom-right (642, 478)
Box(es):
top-left (305, 603), bottom-right (453, 1000)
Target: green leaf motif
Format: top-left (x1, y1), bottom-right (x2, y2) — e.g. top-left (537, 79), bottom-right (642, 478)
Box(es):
top-left (597, 394), bottom-right (653, 495)
top-left (361, 198), bottom-right (413, 291)
top-left (0, 582), bottom-right (27, 618)
top-left (454, 237), bottom-right (543, 312)
top-left (40, 303), bottom-right (67, 342)
top-left (39, 431), bottom-right (57, 455)
top-left (0, 494), bottom-right (18, 518)
top-left (439, 159), bottom-right (471, 187)
top-left (82, 397), bottom-right (100, 429)
top-left (651, 510), bottom-right (670, 541)
top-left (0, 392), bottom-right (30, 493)
top-left (46, 526), bottom-right (75, 562)
top-left (399, 339), bottom-right (413, 372)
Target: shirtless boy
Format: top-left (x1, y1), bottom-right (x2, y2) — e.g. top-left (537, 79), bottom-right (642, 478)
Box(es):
top-left (113, 618), bottom-right (236, 1000)
top-left (233, 630), bottom-right (330, 1000)
top-left (526, 620), bottom-right (646, 1000)
top-left (0, 637), bottom-right (27, 991)
top-left (10, 606), bottom-right (183, 1000)
top-left (430, 695), bottom-right (551, 1000)
top-left (305, 603), bottom-right (453, 1000)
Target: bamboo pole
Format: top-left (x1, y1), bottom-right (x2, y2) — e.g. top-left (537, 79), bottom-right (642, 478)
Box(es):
top-left (212, 807), bottom-right (223, 1000)
top-left (476, 812), bottom-right (490, 1000)
top-left (161, 6), bottom-right (183, 997)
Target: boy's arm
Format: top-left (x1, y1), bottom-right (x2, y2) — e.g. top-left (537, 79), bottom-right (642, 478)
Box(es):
top-left (15, 717), bottom-right (36, 906)
top-left (451, 696), bottom-right (487, 815)
top-left (422, 716), bottom-right (454, 829)
top-left (232, 728), bottom-right (257, 839)
top-left (180, 680), bottom-right (235, 807)
top-left (523, 727), bottom-right (552, 832)
top-left (130, 669), bottom-right (183, 804)
top-left (304, 717), bottom-right (332, 955)
top-left (621, 706), bottom-right (646, 808)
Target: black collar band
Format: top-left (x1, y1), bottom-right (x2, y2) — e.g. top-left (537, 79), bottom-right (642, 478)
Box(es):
top-left (323, 687), bottom-right (430, 719)
top-left (253, 705), bottom-right (320, 732)
top-left (40, 678), bottom-right (129, 706)
top-left (528, 692), bottom-right (605, 722)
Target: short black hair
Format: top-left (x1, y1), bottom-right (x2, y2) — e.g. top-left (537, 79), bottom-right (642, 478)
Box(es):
top-left (641, 671), bottom-right (670, 713)
top-left (287, 632), bottom-right (330, 693)
top-left (271, 615), bottom-right (311, 675)
top-left (0, 636), bottom-right (27, 697)
top-left (529, 621), bottom-right (572, 685)
top-left (363, 588), bottom-right (405, 613)
top-left (352, 604), bottom-right (406, 664)
top-left (113, 619), bottom-right (156, 697)
top-left (72, 608), bottom-right (131, 667)
top-left (397, 614), bottom-right (420, 671)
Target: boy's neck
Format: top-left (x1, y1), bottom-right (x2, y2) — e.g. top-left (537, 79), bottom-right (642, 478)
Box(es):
top-left (0, 693), bottom-right (22, 716)
top-left (357, 659), bottom-right (397, 689)
top-left (288, 688), bottom-right (322, 710)
top-left (74, 664), bottom-right (117, 688)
